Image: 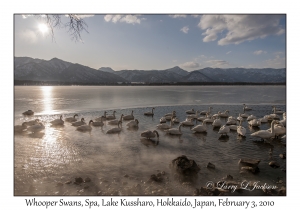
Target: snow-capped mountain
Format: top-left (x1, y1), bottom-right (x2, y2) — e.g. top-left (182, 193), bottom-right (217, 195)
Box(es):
top-left (98, 67), bottom-right (115, 73)
top-left (14, 57), bottom-right (127, 83)
top-left (197, 68), bottom-right (286, 83)
top-left (14, 57), bottom-right (286, 84)
top-left (113, 66), bottom-right (189, 83)
top-left (181, 71), bottom-right (214, 82)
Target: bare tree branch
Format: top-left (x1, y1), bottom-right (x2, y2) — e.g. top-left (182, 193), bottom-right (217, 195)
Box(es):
top-left (35, 14), bottom-right (88, 42)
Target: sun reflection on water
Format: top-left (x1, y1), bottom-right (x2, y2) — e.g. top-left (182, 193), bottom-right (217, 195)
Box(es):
top-left (41, 86), bottom-right (53, 115)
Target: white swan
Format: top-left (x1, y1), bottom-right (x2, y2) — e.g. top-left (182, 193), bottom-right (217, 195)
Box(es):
top-left (229, 125), bottom-right (238, 130)
top-left (126, 119), bottom-right (139, 127)
top-left (157, 120), bottom-right (173, 130)
top-left (226, 118), bottom-right (237, 125)
top-left (213, 111), bottom-right (221, 118)
top-left (241, 108), bottom-right (249, 118)
top-left (165, 123), bottom-right (183, 135)
top-left (279, 118), bottom-right (286, 127)
top-left (251, 120), bottom-right (278, 140)
top-left (160, 117), bottom-right (167, 123)
top-left (65, 114), bottom-right (78, 122)
top-left (247, 115), bottom-right (256, 121)
top-left (203, 116), bottom-right (215, 123)
top-left (248, 118), bottom-right (261, 127)
top-left (108, 114), bottom-right (124, 125)
top-left (14, 122), bottom-right (28, 132)
top-left (27, 123), bottom-right (45, 133)
top-left (186, 108), bottom-right (195, 114)
top-left (212, 117), bottom-right (222, 128)
top-left (237, 119), bottom-right (246, 137)
top-left (50, 115), bottom-right (64, 125)
top-left (267, 123), bottom-right (286, 137)
top-left (218, 125), bottom-right (230, 136)
top-left (123, 110), bottom-right (134, 120)
top-left (106, 121), bottom-right (122, 134)
top-left (92, 117), bottom-right (104, 126)
top-left (197, 113), bottom-right (209, 121)
top-left (200, 106), bottom-right (213, 115)
top-left (95, 111), bottom-right (107, 121)
top-left (219, 110), bottom-right (229, 118)
top-left (237, 114), bottom-right (243, 121)
top-left (77, 120), bottom-right (93, 131)
top-left (141, 130), bottom-right (159, 140)
top-left (172, 116), bottom-right (180, 123)
top-left (22, 110), bottom-right (34, 115)
top-left (144, 108), bottom-right (155, 116)
top-left (165, 111), bottom-right (176, 117)
top-left (106, 111), bottom-right (116, 120)
top-left (191, 121), bottom-right (207, 133)
top-left (268, 108), bottom-right (280, 120)
top-left (272, 106), bottom-right (284, 114)
top-left (258, 116), bottom-right (268, 123)
top-left (243, 104), bottom-right (252, 111)
top-left (181, 118), bottom-right (194, 126)
top-left (72, 118), bottom-right (86, 126)
top-left (187, 111), bottom-right (199, 119)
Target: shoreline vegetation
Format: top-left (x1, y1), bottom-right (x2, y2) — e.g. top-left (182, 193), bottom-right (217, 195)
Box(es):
top-left (14, 80), bottom-right (286, 86)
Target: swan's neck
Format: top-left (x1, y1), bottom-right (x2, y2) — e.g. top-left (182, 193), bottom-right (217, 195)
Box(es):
top-left (179, 124), bottom-right (182, 132)
top-left (270, 122), bottom-right (276, 134)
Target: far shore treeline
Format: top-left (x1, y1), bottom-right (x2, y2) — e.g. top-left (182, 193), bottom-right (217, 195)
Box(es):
top-left (14, 80), bottom-right (286, 86)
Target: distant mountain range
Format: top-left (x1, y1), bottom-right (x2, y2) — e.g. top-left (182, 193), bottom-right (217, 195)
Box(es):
top-left (14, 57), bottom-right (286, 84)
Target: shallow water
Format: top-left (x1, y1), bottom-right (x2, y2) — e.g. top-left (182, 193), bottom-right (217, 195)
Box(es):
top-left (14, 86), bottom-right (286, 196)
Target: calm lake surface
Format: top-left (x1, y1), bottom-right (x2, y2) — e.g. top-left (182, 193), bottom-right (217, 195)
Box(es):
top-left (14, 86), bottom-right (286, 196)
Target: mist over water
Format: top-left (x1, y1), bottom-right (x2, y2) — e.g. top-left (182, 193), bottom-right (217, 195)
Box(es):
top-left (14, 86), bottom-right (286, 195)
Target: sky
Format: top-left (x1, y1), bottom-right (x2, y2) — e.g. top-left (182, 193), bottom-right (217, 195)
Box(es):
top-left (14, 14), bottom-right (286, 71)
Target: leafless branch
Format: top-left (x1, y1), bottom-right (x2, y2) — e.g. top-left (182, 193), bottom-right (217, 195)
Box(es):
top-left (35, 14), bottom-right (88, 42)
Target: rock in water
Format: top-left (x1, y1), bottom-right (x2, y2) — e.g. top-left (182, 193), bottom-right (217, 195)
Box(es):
top-left (170, 155), bottom-right (200, 182)
top-left (74, 177), bottom-right (83, 184)
top-left (269, 161), bottom-right (280, 168)
top-left (207, 162), bottom-right (215, 169)
top-left (239, 158), bottom-right (260, 166)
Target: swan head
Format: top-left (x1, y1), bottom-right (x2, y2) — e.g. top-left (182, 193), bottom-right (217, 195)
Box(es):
top-left (81, 118), bottom-right (85, 122)
top-left (74, 114), bottom-right (78, 118)
top-left (89, 120), bottom-right (93, 125)
top-left (153, 130), bottom-right (159, 138)
top-left (135, 119), bottom-right (139, 124)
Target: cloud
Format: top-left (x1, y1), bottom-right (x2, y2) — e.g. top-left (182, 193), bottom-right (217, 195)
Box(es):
top-left (22, 15), bottom-right (33, 19)
top-left (180, 61), bottom-right (200, 68)
top-left (180, 26), bottom-right (189, 34)
top-left (198, 15), bottom-right (285, 45)
top-left (206, 60), bottom-right (229, 67)
top-left (74, 15), bottom-right (94, 19)
top-left (104, 15), bottom-right (142, 24)
top-left (265, 54), bottom-right (286, 68)
top-left (169, 15), bottom-right (187, 18)
top-left (253, 50), bottom-right (267, 55)
top-left (226, 51), bottom-right (232, 54)
top-left (20, 29), bottom-right (38, 43)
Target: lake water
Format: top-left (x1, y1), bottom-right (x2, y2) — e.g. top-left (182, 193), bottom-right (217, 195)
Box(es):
top-left (14, 86), bottom-right (286, 196)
